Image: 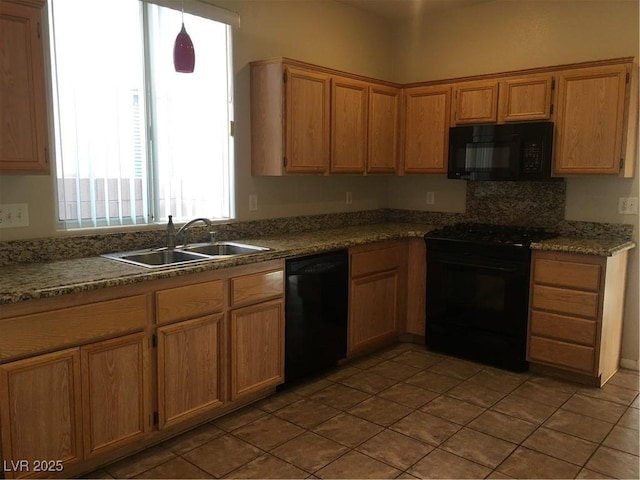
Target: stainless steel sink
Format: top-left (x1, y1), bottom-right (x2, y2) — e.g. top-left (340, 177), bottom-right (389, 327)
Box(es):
top-left (102, 242), bottom-right (270, 268)
top-left (181, 242), bottom-right (270, 256)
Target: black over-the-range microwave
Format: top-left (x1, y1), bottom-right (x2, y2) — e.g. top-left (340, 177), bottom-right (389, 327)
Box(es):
top-left (448, 121), bottom-right (557, 181)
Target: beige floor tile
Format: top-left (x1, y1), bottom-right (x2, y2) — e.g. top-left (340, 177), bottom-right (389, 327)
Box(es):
top-left (347, 396), bottom-right (413, 426)
top-left (214, 405), bottom-right (267, 431)
top-left (182, 434), bottom-right (261, 478)
top-left (492, 393), bottom-right (558, 424)
top-left (338, 370), bottom-right (398, 394)
top-left (632, 396), bottom-right (639, 409)
top-left (606, 368), bottom-right (640, 391)
top-left (356, 429), bottom-right (433, 470)
top-left (522, 427), bottom-right (598, 466)
top-left (428, 357), bottom-right (484, 380)
top-left (602, 425), bottom-right (640, 455)
top-left (226, 454), bottom-right (308, 479)
top-left (347, 354), bottom-right (385, 369)
top-left (441, 427), bottom-right (517, 468)
top-left (578, 382), bottom-right (639, 406)
top-left (466, 368), bottom-right (528, 394)
top-left (133, 457), bottom-right (213, 479)
top-left (405, 370), bottom-right (462, 393)
top-left (391, 411), bottom-right (461, 446)
top-left (105, 445), bottom-right (176, 478)
top-left (445, 380), bottom-right (507, 408)
top-left (161, 422), bottom-right (224, 455)
top-left (366, 360), bottom-right (422, 380)
top-left (543, 409), bottom-right (614, 443)
top-left (316, 450), bottom-right (401, 479)
top-left (271, 431), bottom-right (349, 472)
top-left (392, 350), bottom-right (444, 369)
top-left (377, 382), bottom-right (439, 409)
top-left (233, 414), bottom-right (305, 450)
top-left (468, 410), bottom-right (537, 444)
top-left (512, 379), bottom-right (574, 407)
top-left (257, 389), bottom-right (303, 412)
top-left (291, 379), bottom-right (334, 397)
top-left (408, 448), bottom-right (491, 479)
top-left (310, 383), bottom-right (371, 410)
top-left (575, 467), bottom-right (615, 479)
top-left (487, 471), bottom-right (515, 479)
top-left (376, 342), bottom-right (417, 359)
top-left (496, 446), bottom-right (581, 479)
top-left (273, 398), bottom-right (340, 428)
top-left (618, 406), bottom-right (639, 430)
top-left (420, 395), bottom-right (485, 425)
top-left (585, 445), bottom-right (640, 479)
top-left (528, 375), bottom-right (581, 394)
top-left (562, 394), bottom-right (627, 423)
top-left (396, 472), bottom-right (421, 479)
top-left (83, 469), bottom-right (114, 479)
top-left (323, 366), bottom-right (359, 382)
top-left (312, 412), bottom-right (383, 447)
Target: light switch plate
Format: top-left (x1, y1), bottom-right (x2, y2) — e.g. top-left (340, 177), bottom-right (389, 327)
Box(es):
top-left (0, 203), bottom-right (29, 228)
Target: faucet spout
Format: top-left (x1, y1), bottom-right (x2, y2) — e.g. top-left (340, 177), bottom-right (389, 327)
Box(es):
top-left (174, 217), bottom-right (214, 247)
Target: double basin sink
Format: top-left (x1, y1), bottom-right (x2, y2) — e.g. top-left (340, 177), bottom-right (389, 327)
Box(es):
top-left (103, 242), bottom-right (270, 268)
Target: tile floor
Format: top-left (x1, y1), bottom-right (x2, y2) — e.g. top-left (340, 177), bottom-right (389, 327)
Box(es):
top-left (89, 343), bottom-right (639, 479)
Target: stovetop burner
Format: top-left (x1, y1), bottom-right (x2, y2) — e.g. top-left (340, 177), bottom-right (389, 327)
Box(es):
top-left (425, 223), bottom-right (557, 246)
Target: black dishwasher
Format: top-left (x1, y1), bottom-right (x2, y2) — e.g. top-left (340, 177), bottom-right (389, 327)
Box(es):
top-left (284, 250), bottom-right (349, 384)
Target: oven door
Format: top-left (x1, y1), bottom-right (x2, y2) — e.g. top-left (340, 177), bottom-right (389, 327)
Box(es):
top-left (425, 245), bottom-right (531, 371)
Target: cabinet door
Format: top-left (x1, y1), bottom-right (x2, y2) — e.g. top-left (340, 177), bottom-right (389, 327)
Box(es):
top-left (230, 299), bottom-right (284, 400)
top-left (453, 80), bottom-right (498, 124)
top-left (0, 349), bottom-right (83, 479)
top-left (81, 333), bottom-right (149, 458)
top-left (0, 0), bottom-right (49, 174)
top-left (157, 314), bottom-right (226, 429)
top-left (554, 64), bottom-right (628, 174)
top-left (331, 76), bottom-right (368, 173)
top-left (284, 67), bottom-right (330, 173)
top-left (349, 270), bottom-right (399, 355)
top-left (403, 85), bottom-right (451, 173)
top-left (499, 75), bottom-right (553, 122)
top-left (368, 84), bottom-right (400, 173)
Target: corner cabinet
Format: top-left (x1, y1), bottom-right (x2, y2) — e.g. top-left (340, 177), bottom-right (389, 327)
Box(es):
top-left (0, 0), bottom-right (50, 174)
top-left (348, 241), bottom-right (406, 356)
top-left (527, 250), bottom-right (630, 387)
top-left (554, 62), bottom-right (634, 176)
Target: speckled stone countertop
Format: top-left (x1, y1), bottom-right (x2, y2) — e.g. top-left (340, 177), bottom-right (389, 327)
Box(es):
top-left (0, 222), bottom-right (634, 306)
top-left (0, 223), bottom-right (431, 305)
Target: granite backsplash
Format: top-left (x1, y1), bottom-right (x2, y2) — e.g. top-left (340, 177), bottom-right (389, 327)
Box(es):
top-left (0, 181), bottom-right (634, 266)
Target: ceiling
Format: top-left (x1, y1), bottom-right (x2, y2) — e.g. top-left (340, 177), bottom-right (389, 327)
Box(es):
top-left (335, 0), bottom-right (493, 20)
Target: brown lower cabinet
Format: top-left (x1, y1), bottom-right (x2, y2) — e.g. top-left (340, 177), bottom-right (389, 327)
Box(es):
top-left (0, 260), bottom-right (285, 479)
top-left (527, 250), bottom-right (629, 386)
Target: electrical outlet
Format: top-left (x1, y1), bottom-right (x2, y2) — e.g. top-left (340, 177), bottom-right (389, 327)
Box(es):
top-left (618, 197), bottom-right (638, 215)
top-left (346, 192), bottom-right (353, 205)
top-left (0, 203), bottom-right (29, 228)
top-left (426, 192), bottom-right (435, 205)
top-left (249, 194), bottom-right (258, 211)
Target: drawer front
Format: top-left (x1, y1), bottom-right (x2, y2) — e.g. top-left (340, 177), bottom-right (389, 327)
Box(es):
top-left (529, 335), bottom-right (595, 373)
top-left (530, 310), bottom-right (596, 346)
top-left (0, 295), bottom-right (148, 362)
top-left (532, 284), bottom-right (599, 319)
top-left (351, 244), bottom-right (402, 277)
top-left (534, 258), bottom-right (601, 291)
top-left (156, 280), bottom-right (224, 324)
top-left (230, 269), bottom-right (284, 307)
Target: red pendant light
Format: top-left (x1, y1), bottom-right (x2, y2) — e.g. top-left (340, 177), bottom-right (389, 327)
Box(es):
top-left (173, 2), bottom-right (195, 73)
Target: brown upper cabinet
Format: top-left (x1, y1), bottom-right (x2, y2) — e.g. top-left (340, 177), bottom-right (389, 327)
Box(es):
top-left (499, 75), bottom-right (554, 123)
top-left (0, 0), bottom-right (50, 174)
top-left (251, 58), bottom-right (400, 175)
top-left (402, 85), bottom-right (451, 174)
top-left (554, 63), bottom-right (633, 176)
top-left (452, 80), bottom-right (499, 124)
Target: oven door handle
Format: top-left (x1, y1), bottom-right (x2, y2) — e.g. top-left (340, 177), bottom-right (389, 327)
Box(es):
top-left (434, 258), bottom-right (523, 273)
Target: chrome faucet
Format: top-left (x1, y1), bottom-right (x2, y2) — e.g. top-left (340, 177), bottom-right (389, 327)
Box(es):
top-left (175, 217), bottom-right (215, 247)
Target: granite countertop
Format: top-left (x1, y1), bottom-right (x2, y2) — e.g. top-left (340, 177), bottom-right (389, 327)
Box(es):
top-left (0, 222), bottom-right (634, 306)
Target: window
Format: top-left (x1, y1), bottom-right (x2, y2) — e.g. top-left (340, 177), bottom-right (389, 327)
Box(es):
top-left (49, 0), bottom-right (236, 229)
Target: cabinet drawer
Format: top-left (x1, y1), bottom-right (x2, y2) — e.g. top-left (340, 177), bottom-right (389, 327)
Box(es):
top-left (529, 335), bottom-right (595, 373)
top-left (230, 269), bottom-right (284, 307)
top-left (351, 244), bottom-right (402, 277)
top-left (0, 295), bottom-right (148, 362)
top-left (532, 284), bottom-right (599, 319)
top-left (156, 280), bottom-right (224, 324)
top-left (534, 258), bottom-right (601, 291)
top-left (530, 310), bottom-right (596, 346)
